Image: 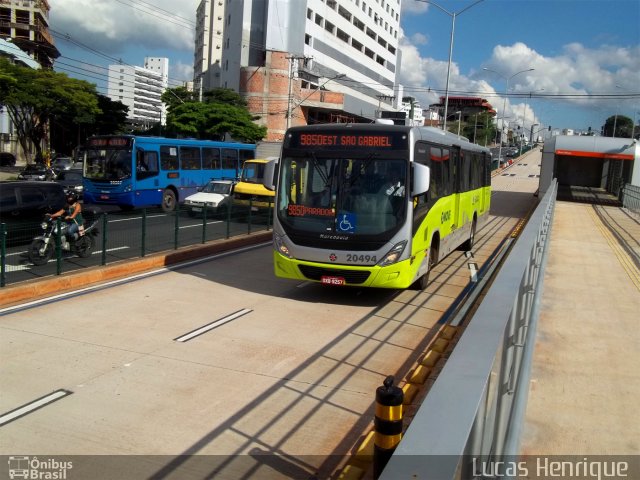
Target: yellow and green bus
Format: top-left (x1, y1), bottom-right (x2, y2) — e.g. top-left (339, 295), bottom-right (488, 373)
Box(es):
top-left (265, 124), bottom-right (491, 289)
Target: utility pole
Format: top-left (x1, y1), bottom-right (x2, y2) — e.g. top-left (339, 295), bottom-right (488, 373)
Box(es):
top-left (285, 55), bottom-right (309, 130)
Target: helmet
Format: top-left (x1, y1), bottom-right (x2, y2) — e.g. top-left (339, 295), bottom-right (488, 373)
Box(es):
top-left (66, 192), bottom-right (79, 203)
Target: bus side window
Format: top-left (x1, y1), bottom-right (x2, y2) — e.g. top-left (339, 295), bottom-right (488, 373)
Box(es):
top-left (222, 148), bottom-right (239, 176)
top-left (180, 146), bottom-right (201, 170)
top-left (136, 151), bottom-right (158, 179)
top-left (202, 148), bottom-right (220, 169)
top-left (160, 146), bottom-right (179, 171)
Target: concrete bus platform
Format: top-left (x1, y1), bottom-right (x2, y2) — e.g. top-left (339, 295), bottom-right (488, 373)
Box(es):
top-left (520, 201), bottom-right (640, 455)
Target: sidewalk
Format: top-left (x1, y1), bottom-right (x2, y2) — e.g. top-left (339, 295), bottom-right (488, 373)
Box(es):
top-left (520, 201), bottom-right (640, 455)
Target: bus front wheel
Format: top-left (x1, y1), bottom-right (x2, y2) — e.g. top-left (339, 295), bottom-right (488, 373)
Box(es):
top-left (162, 189), bottom-right (177, 212)
top-left (412, 242), bottom-right (439, 290)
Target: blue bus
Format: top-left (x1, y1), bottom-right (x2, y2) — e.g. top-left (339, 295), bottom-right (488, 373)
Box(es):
top-left (82, 135), bottom-right (256, 211)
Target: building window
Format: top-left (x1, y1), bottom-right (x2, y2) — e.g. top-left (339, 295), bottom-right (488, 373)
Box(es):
top-left (315, 13), bottom-right (323, 26)
top-left (337, 29), bottom-right (349, 43)
top-left (325, 20), bottom-right (335, 34)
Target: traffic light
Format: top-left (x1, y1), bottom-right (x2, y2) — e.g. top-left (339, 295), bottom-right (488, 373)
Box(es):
top-left (548, 126), bottom-right (551, 131)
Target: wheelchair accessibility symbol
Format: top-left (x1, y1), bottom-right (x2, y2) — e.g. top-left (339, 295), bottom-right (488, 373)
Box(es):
top-left (337, 212), bottom-right (356, 233)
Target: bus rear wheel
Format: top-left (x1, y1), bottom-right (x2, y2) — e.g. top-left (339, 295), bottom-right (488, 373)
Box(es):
top-left (460, 218), bottom-right (477, 252)
top-left (162, 189), bottom-right (177, 213)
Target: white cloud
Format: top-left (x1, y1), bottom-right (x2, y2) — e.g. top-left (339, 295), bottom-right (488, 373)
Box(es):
top-left (401, 0), bottom-right (429, 15)
top-left (51, 0), bottom-right (197, 54)
top-left (398, 35), bottom-right (640, 130)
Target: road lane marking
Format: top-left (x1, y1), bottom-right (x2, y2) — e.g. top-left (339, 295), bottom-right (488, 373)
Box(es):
top-left (0, 389), bottom-right (72, 426)
top-left (468, 262), bottom-right (478, 283)
top-left (174, 308), bottom-right (253, 342)
top-left (4, 247), bottom-right (131, 272)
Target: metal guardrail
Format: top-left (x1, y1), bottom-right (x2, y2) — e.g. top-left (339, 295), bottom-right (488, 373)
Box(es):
top-left (0, 200), bottom-right (273, 288)
top-left (621, 183), bottom-right (640, 216)
top-left (380, 179), bottom-right (558, 480)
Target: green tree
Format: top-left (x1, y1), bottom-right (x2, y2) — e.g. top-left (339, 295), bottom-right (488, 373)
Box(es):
top-left (0, 58), bottom-right (100, 163)
top-left (460, 112), bottom-right (496, 146)
top-left (51, 94), bottom-right (129, 155)
top-left (161, 86), bottom-right (197, 110)
top-left (163, 87), bottom-right (267, 143)
top-left (603, 115), bottom-right (633, 138)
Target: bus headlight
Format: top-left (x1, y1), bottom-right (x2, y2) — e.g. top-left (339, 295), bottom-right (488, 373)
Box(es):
top-left (378, 240), bottom-right (407, 267)
top-left (274, 233), bottom-right (293, 258)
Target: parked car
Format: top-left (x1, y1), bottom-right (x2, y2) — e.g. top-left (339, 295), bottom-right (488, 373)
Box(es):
top-left (17, 164), bottom-right (57, 181)
top-left (55, 168), bottom-right (84, 198)
top-left (0, 152), bottom-right (16, 167)
top-left (0, 181), bottom-right (67, 244)
top-left (51, 156), bottom-right (78, 174)
top-left (184, 179), bottom-right (236, 217)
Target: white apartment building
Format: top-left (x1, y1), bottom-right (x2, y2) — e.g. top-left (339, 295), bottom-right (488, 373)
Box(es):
top-left (107, 57), bottom-right (168, 127)
top-left (194, 0), bottom-right (402, 140)
top-left (193, 0), bottom-right (226, 95)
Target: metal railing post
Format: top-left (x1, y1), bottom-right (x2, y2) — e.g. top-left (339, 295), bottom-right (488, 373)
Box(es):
top-left (201, 205), bottom-right (207, 244)
top-left (101, 213), bottom-right (108, 265)
top-left (226, 203), bottom-right (231, 239)
top-left (174, 206), bottom-right (179, 250)
top-left (0, 223), bottom-right (6, 287)
top-left (55, 218), bottom-right (62, 275)
top-left (141, 208), bottom-right (147, 257)
top-left (248, 198), bottom-right (253, 234)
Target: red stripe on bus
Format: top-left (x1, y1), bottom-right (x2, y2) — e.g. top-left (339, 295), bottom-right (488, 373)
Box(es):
top-left (555, 150), bottom-right (634, 160)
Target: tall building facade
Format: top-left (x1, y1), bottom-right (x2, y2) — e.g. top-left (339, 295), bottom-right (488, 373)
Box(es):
top-left (193, 0), bottom-right (402, 141)
top-left (107, 57), bottom-right (169, 127)
top-left (0, 0), bottom-right (59, 160)
top-left (193, 0), bottom-right (226, 96)
top-left (0, 0), bottom-right (59, 68)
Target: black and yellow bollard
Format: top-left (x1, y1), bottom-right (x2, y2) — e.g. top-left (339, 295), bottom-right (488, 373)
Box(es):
top-left (373, 375), bottom-right (403, 479)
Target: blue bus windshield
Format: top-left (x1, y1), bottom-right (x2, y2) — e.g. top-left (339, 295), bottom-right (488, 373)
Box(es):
top-left (85, 147), bottom-right (132, 181)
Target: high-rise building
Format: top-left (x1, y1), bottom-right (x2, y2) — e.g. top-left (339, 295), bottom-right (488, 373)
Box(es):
top-left (107, 58), bottom-right (169, 127)
top-left (193, 0), bottom-right (402, 141)
top-left (0, 0), bottom-right (59, 69)
top-left (193, 0), bottom-right (226, 96)
top-left (0, 0), bottom-right (59, 158)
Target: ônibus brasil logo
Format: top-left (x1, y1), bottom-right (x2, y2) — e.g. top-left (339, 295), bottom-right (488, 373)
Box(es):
top-left (7, 456), bottom-right (73, 479)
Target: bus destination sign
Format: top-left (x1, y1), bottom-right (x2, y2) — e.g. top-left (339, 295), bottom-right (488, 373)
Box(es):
top-left (87, 137), bottom-right (131, 147)
top-left (287, 131), bottom-right (407, 150)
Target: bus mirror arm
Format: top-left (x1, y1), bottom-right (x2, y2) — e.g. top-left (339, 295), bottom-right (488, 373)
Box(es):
top-left (412, 163), bottom-right (430, 196)
top-left (262, 159), bottom-right (279, 191)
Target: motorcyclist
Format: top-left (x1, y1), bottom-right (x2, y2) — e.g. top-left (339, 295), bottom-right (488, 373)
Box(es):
top-left (49, 192), bottom-right (84, 240)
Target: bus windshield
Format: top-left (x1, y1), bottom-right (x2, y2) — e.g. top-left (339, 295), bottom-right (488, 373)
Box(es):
top-left (277, 155), bottom-right (407, 236)
top-left (240, 161), bottom-right (265, 183)
top-left (85, 147), bottom-right (132, 181)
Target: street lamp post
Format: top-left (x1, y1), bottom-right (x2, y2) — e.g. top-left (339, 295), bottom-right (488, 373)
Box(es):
top-left (456, 111), bottom-right (462, 137)
top-left (416, 0), bottom-right (484, 131)
top-left (483, 67), bottom-right (535, 167)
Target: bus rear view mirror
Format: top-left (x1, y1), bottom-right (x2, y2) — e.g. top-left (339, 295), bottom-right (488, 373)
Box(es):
top-left (412, 163), bottom-right (430, 196)
top-left (262, 158), bottom-right (279, 191)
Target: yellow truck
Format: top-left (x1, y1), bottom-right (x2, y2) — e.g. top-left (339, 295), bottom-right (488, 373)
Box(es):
top-left (232, 157), bottom-right (278, 213)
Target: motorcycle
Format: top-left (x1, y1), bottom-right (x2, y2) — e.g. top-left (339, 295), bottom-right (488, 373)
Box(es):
top-left (28, 213), bottom-right (101, 266)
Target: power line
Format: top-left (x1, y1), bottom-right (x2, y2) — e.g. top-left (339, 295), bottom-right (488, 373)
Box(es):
top-left (111, 0), bottom-right (195, 29)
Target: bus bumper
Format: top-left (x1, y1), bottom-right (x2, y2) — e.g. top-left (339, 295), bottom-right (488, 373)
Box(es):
top-left (273, 251), bottom-right (418, 289)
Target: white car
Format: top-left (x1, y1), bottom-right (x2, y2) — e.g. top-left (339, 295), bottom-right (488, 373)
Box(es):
top-left (184, 179), bottom-right (235, 216)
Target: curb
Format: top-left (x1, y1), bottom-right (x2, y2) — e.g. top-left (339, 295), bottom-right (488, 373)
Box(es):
top-left (1, 231), bottom-right (273, 309)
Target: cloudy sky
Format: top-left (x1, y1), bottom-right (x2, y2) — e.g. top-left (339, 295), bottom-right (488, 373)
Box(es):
top-left (50, 0), bottom-right (640, 133)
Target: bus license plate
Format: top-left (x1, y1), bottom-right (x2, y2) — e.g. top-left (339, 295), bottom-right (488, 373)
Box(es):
top-left (100, 195), bottom-right (109, 200)
top-left (321, 276), bottom-right (346, 286)
top-left (192, 207), bottom-right (202, 212)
